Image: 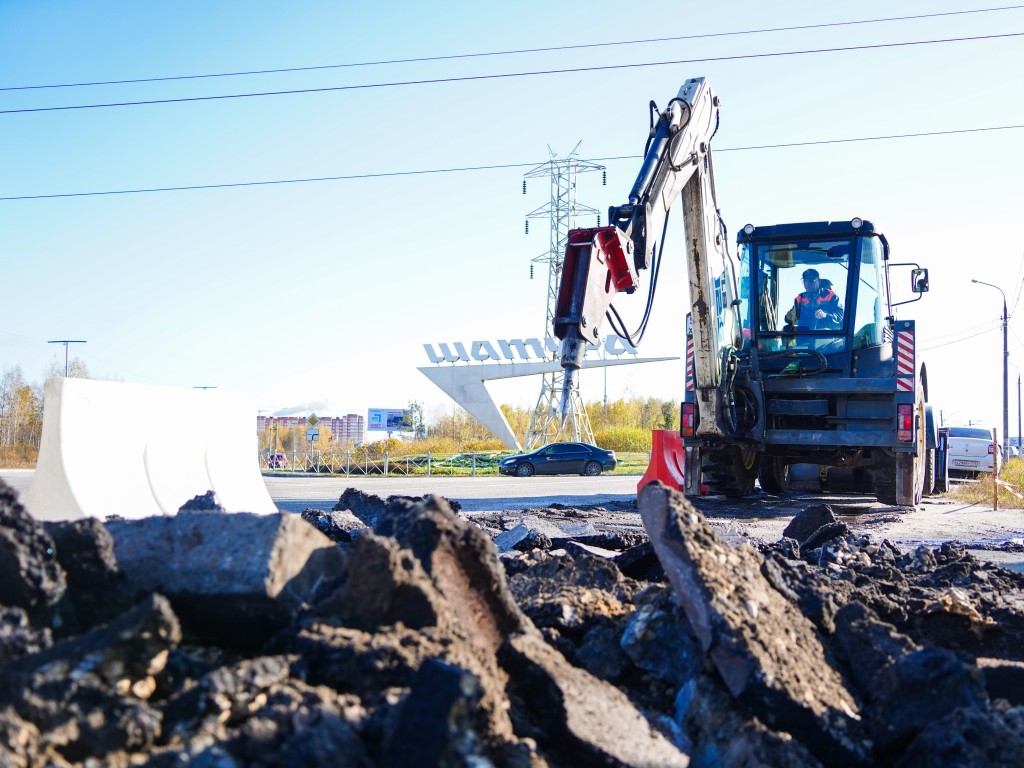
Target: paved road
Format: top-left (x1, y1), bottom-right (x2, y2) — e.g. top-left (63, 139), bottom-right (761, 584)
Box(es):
top-left (4, 469), bottom-right (1022, 570)
top-left (265, 474), bottom-right (640, 515)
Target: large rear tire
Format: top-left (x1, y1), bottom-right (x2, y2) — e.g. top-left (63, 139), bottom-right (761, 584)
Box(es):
top-left (934, 449), bottom-right (949, 493)
top-left (873, 460), bottom-right (898, 506)
top-left (758, 456), bottom-right (790, 495)
top-left (923, 448), bottom-right (936, 497)
top-left (881, 387), bottom-right (928, 506)
top-left (683, 447), bottom-right (703, 497)
top-left (705, 446), bottom-right (759, 498)
top-left (897, 453), bottom-right (924, 507)
top-left (906, 386), bottom-right (928, 505)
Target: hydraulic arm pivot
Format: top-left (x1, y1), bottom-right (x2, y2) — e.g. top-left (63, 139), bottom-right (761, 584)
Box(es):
top-left (553, 77), bottom-right (738, 435)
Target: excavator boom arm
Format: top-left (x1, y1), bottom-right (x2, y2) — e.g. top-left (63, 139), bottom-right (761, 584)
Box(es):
top-left (553, 77), bottom-right (740, 434)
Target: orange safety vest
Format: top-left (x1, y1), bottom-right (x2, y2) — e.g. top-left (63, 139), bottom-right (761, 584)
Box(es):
top-left (794, 288), bottom-right (840, 326)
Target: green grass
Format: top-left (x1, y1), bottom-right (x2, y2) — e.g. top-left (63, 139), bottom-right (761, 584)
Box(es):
top-left (272, 451), bottom-right (651, 477)
top-left (946, 457), bottom-right (1024, 508)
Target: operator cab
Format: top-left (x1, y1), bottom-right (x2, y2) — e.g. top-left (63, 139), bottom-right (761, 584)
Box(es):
top-left (737, 219), bottom-right (888, 371)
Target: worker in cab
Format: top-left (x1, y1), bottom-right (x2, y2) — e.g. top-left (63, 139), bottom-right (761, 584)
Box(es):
top-left (785, 268), bottom-right (844, 331)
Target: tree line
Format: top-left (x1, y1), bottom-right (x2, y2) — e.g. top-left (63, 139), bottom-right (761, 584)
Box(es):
top-left (260, 394), bottom-right (679, 457)
top-left (2, 362), bottom-right (679, 467)
top-left (0, 360), bottom-right (90, 467)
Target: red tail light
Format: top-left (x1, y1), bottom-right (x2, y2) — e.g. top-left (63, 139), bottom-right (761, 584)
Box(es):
top-left (897, 404), bottom-right (913, 442)
top-left (681, 402), bottom-right (696, 438)
top-left (988, 444), bottom-right (995, 455)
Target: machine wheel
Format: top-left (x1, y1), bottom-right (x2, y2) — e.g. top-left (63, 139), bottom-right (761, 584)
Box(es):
top-left (898, 453), bottom-right (925, 507)
top-left (872, 459), bottom-right (898, 505)
top-left (879, 453), bottom-right (925, 506)
top-left (584, 461), bottom-right (602, 476)
top-left (880, 387), bottom-right (928, 506)
top-left (704, 446), bottom-right (759, 498)
top-left (906, 387), bottom-right (928, 505)
top-left (683, 447), bottom-right (703, 497)
top-left (516, 463), bottom-right (535, 477)
top-left (758, 457), bottom-right (790, 495)
top-left (934, 450), bottom-right (949, 493)
top-left (923, 448), bottom-right (936, 497)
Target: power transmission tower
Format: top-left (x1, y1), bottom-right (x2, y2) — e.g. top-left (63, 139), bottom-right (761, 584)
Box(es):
top-left (522, 143), bottom-right (605, 449)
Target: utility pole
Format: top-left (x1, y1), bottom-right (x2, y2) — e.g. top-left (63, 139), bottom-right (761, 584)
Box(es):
top-left (971, 279), bottom-right (1009, 460)
top-left (1009, 364), bottom-right (1023, 458)
top-left (47, 339), bottom-right (86, 377)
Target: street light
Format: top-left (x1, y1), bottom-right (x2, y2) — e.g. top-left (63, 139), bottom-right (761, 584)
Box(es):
top-left (47, 339), bottom-right (86, 377)
top-left (971, 279), bottom-right (1009, 459)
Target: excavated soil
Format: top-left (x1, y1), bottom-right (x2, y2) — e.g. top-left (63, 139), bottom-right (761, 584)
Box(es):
top-left (2, 478), bottom-right (1024, 767)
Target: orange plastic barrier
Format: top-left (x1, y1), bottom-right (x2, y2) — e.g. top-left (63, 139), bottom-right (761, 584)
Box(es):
top-left (638, 429), bottom-right (686, 494)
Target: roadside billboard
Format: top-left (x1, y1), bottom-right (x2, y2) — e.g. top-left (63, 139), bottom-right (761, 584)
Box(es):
top-left (368, 408), bottom-right (410, 432)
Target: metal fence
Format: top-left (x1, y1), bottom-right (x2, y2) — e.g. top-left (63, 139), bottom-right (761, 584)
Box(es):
top-left (260, 450), bottom-right (649, 477)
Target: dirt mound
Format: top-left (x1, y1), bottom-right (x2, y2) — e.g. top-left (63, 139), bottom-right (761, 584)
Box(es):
top-left (2, 478), bottom-right (1024, 766)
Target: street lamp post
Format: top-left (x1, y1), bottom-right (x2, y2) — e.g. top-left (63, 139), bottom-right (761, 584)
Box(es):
top-left (972, 279), bottom-right (1009, 460)
top-left (47, 339), bottom-right (87, 377)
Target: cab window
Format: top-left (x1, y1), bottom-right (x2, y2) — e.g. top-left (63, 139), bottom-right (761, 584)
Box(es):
top-left (852, 236), bottom-right (885, 349)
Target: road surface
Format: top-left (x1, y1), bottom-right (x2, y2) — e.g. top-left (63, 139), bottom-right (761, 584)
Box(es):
top-left (3, 469), bottom-right (1022, 570)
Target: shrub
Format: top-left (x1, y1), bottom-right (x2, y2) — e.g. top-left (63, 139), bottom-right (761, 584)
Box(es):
top-left (949, 456), bottom-right (1024, 508)
top-left (593, 427), bottom-right (652, 452)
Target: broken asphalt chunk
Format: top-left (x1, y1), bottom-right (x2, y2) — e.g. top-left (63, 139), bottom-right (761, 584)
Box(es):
top-left (372, 494), bottom-right (531, 650)
top-left (0, 479), bottom-right (65, 615)
top-left (639, 482), bottom-right (870, 766)
top-left (0, 593), bottom-right (179, 761)
top-left (301, 507), bottom-right (366, 543)
top-left (500, 631), bottom-right (689, 767)
top-left (868, 646), bottom-right (989, 754)
top-left (378, 658), bottom-right (490, 768)
top-left (106, 512), bottom-right (344, 647)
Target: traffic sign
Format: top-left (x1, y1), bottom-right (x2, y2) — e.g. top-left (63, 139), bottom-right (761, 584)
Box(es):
top-left (307, 413), bottom-right (320, 428)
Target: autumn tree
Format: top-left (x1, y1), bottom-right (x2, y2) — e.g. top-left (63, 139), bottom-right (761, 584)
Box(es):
top-left (44, 357), bottom-right (90, 380)
top-left (0, 366), bottom-right (44, 465)
top-left (407, 401), bottom-right (426, 439)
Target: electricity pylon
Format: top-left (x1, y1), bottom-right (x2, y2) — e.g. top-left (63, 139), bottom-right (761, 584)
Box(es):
top-left (522, 143), bottom-right (605, 449)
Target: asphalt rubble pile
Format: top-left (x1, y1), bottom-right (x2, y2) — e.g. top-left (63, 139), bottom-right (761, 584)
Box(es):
top-left (2, 480), bottom-right (1024, 767)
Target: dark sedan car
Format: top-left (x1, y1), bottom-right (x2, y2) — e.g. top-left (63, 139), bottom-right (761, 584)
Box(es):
top-left (499, 442), bottom-right (617, 477)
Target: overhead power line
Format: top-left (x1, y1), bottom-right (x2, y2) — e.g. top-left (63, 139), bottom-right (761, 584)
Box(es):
top-left (4, 5), bottom-right (1022, 92)
top-left (2, 123), bottom-right (1021, 202)
top-left (921, 326), bottom-right (1002, 352)
top-left (2, 32), bottom-right (1021, 116)
top-left (926, 319), bottom-right (1003, 344)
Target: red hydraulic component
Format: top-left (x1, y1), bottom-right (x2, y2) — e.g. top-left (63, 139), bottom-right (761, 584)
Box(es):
top-left (553, 227), bottom-right (638, 343)
top-left (638, 429), bottom-right (687, 494)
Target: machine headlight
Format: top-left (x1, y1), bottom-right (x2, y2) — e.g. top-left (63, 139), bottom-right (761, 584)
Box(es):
top-left (851, 217), bottom-right (863, 229)
top-left (743, 223), bottom-right (755, 235)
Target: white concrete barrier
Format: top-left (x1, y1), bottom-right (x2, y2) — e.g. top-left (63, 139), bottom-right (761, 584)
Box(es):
top-left (23, 378), bottom-right (278, 521)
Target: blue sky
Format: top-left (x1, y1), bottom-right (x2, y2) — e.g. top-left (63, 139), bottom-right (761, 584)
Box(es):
top-left (2, 1), bottom-right (1023, 433)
